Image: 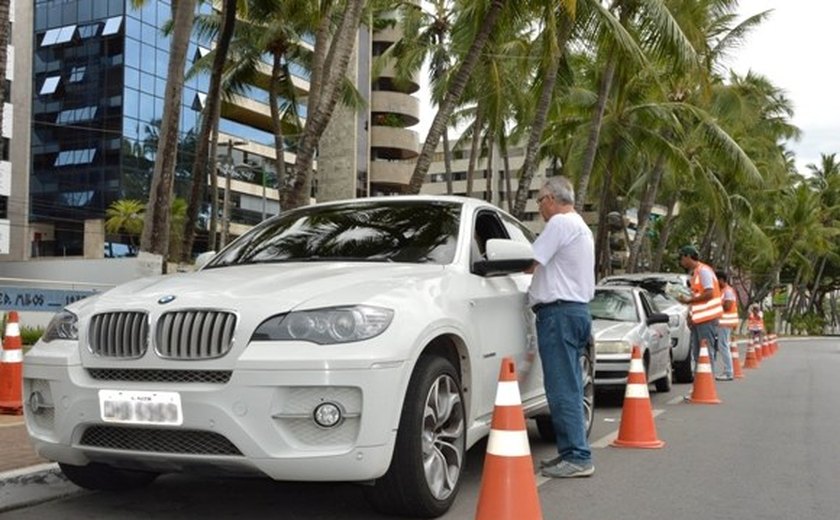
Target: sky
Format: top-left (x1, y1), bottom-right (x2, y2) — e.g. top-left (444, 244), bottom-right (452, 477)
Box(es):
top-left (730, 0), bottom-right (840, 173)
top-left (416, 1), bottom-right (839, 175)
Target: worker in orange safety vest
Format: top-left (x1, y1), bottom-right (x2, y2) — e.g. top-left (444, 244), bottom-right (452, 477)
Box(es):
top-left (715, 270), bottom-right (738, 381)
top-left (677, 245), bottom-right (723, 369)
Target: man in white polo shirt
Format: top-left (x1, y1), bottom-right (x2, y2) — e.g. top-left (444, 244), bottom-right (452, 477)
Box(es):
top-left (527, 176), bottom-right (595, 478)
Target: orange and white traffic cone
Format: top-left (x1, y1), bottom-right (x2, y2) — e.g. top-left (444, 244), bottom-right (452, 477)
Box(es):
top-left (731, 338), bottom-right (745, 379)
top-left (769, 334), bottom-right (779, 355)
top-left (743, 337), bottom-right (760, 369)
top-left (611, 345), bottom-right (665, 449)
top-left (688, 340), bottom-right (721, 404)
top-left (754, 336), bottom-right (764, 362)
top-left (475, 357), bottom-right (542, 520)
top-left (0, 311), bottom-right (24, 415)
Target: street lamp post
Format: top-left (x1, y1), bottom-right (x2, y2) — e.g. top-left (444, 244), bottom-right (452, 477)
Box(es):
top-left (218, 139), bottom-right (247, 249)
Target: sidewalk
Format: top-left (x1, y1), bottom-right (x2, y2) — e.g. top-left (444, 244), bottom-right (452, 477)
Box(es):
top-left (0, 414), bottom-right (45, 473)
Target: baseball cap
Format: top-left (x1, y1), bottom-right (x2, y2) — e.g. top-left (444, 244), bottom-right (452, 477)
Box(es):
top-left (678, 245), bottom-right (699, 259)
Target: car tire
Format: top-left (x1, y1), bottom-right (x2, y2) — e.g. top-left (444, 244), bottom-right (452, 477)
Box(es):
top-left (654, 357), bottom-right (673, 393)
top-left (673, 356), bottom-right (694, 383)
top-left (534, 339), bottom-right (595, 443)
top-left (364, 355), bottom-right (466, 518)
top-left (58, 462), bottom-right (158, 491)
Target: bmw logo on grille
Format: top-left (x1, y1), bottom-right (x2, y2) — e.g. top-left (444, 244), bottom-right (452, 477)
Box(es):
top-left (158, 295), bottom-right (176, 305)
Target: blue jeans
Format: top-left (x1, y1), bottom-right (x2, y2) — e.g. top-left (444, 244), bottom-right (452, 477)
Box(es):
top-left (535, 301), bottom-right (592, 465)
top-left (690, 319), bottom-right (719, 365)
top-left (717, 327), bottom-right (734, 378)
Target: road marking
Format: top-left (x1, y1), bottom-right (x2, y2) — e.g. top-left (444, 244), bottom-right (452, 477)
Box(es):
top-left (536, 409), bottom-right (665, 487)
top-left (0, 421), bottom-right (25, 429)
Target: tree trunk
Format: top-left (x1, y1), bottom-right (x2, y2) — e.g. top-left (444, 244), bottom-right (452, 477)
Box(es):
top-left (465, 104), bottom-right (484, 198)
top-left (443, 130), bottom-right (454, 195)
top-left (512, 10), bottom-right (573, 219)
top-left (485, 131), bottom-right (494, 203)
top-left (574, 56), bottom-right (616, 212)
top-left (651, 193), bottom-right (678, 271)
top-left (408, 0), bottom-right (505, 195)
top-left (181, 0), bottom-right (237, 262)
top-left (287, 0), bottom-right (365, 209)
top-left (141, 0), bottom-right (197, 260)
top-left (501, 133), bottom-right (513, 213)
top-left (593, 142), bottom-right (620, 278)
top-left (269, 51), bottom-right (289, 199)
top-left (208, 118), bottom-right (220, 250)
top-left (627, 155), bottom-right (665, 272)
top-left (807, 255), bottom-right (828, 311)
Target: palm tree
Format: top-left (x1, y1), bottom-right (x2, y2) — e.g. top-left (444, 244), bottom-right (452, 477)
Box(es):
top-left (181, 0), bottom-right (239, 262)
top-left (286, 0), bottom-right (366, 209)
top-left (407, 0), bottom-right (506, 194)
top-left (105, 199), bottom-right (146, 254)
top-left (140, 0), bottom-right (197, 264)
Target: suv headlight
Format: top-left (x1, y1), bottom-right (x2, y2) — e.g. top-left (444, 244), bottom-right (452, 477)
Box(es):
top-left (42, 310), bottom-right (79, 342)
top-left (595, 341), bottom-right (632, 354)
top-left (252, 305), bottom-right (394, 344)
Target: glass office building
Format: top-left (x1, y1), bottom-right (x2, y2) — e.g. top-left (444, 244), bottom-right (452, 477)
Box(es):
top-left (30, 0), bottom-right (295, 257)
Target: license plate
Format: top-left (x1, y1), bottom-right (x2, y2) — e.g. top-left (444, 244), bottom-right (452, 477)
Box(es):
top-left (99, 390), bottom-right (183, 426)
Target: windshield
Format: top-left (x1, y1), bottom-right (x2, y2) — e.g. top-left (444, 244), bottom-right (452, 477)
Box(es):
top-left (589, 289), bottom-right (639, 322)
top-left (206, 200), bottom-right (462, 267)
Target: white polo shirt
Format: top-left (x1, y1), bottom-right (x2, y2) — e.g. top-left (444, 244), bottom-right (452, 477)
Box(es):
top-left (528, 211), bottom-right (595, 306)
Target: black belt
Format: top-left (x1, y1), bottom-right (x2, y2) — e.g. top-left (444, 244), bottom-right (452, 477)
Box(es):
top-left (531, 299), bottom-right (581, 312)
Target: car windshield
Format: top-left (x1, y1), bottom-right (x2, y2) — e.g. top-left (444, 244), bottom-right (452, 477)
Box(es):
top-left (589, 289), bottom-right (639, 322)
top-left (206, 200), bottom-right (462, 267)
top-left (602, 276), bottom-right (687, 306)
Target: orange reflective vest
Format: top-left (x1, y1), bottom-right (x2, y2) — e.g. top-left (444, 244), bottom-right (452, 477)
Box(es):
top-left (719, 285), bottom-right (738, 329)
top-left (689, 262), bottom-right (723, 324)
top-left (747, 312), bottom-right (764, 331)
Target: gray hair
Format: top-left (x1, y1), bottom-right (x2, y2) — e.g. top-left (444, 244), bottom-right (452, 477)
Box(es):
top-left (544, 176), bottom-right (575, 205)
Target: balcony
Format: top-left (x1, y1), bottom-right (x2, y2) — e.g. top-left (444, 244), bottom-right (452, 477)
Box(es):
top-left (370, 160), bottom-right (414, 188)
top-left (370, 91), bottom-right (420, 126)
top-left (370, 126), bottom-right (419, 160)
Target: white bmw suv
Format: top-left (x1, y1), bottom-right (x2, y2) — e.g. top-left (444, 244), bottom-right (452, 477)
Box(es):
top-left (24, 196), bottom-right (594, 518)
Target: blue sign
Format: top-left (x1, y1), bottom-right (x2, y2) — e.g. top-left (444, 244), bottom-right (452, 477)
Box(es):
top-left (0, 287), bottom-right (99, 311)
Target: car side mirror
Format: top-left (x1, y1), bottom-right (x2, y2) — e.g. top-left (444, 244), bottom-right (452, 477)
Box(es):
top-left (647, 312), bottom-right (670, 325)
top-left (194, 251), bottom-right (217, 270)
top-left (473, 239), bottom-right (533, 276)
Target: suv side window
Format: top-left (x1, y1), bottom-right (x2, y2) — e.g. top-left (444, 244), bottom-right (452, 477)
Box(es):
top-left (500, 214), bottom-right (536, 244)
top-left (472, 210), bottom-right (509, 265)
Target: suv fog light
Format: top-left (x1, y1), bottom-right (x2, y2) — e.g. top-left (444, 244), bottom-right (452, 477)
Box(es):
top-left (28, 391), bottom-right (53, 415)
top-left (313, 402), bottom-right (342, 428)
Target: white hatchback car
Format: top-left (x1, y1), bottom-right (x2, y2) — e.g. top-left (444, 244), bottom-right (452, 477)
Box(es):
top-left (23, 196), bottom-right (594, 518)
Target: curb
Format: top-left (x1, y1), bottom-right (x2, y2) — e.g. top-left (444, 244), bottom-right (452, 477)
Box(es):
top-left (0, 463), bottom-right (87, 513)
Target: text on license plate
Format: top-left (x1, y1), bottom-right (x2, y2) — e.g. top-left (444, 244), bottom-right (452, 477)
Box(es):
top-left (99, 390), bottom-right (183, 425)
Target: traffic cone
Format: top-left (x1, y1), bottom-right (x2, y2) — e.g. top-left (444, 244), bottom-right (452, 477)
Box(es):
top-left (688, 340), bottom-right (721, 404)
top-left (0, 311), bottom-right (24, 415)
top-left (743, 337), bottom-right (760, 369)
top-left (475, 357), bottom-right (542, 520)
top-left (611, 345), bottom-right (665, 449)
top-left (731, 337), bottom-right (745, 379)
top-left (769, 334), bottom-right (778, 355)
top-left (754, 336), bottom-right (764, 362)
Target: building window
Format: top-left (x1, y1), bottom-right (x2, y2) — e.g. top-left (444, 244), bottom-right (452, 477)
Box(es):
top-left (41, 25), bottom-right (78, 47)
top-left (102, 16), bottom-right (123, 36)
top-left (54, 148), bottom-right (97, 167)
top-left (39, 76), bottom-right (61, 96)
top-left (40, 28), bottom-right (62, 47)
top-left (69, 66), bottom-right (86, 83)
top-left (78, 23), bottom-right (100, 39)
top-left (56, 106), bottom-right (98, 124)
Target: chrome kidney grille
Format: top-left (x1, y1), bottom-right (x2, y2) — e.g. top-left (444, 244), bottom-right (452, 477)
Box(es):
top-left (155, 310), bottom-right (237, 360)
top-left (89, 312), bottom-right (149, 358)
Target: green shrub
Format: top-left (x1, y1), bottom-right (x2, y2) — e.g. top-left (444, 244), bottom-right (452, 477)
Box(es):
top-left (763, 309), bottom-right (776, 334)
top-left (789, 312), bottom-right (825, 336)
top-left (20, 326), bottom-right (45, 346)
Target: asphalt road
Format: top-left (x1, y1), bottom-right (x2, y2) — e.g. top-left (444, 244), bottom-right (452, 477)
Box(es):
top-left (3, 337), bottom-right (839, 519)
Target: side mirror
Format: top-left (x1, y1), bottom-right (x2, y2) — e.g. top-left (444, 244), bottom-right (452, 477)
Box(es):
top-left (473, 239), bottom-right (533, 276)
top-left (194, 251), bottom-right (217, 270)
top-left (647, 312), bottom-right (671, 325)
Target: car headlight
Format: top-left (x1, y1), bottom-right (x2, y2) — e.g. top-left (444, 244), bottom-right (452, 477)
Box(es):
top-left (42, 310), bottom-right (79, 342)
top-left (252, 305), bottom-right (394, 344)
top-left (669, 314), bottom-right (681, 327)
top-left (595, 341), bottom-right (632, 354)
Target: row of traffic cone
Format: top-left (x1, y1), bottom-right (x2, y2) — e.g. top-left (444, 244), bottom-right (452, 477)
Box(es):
top-left (0, 311), bottom-right (24, 415)
top-left (475, 333), bottom-right (782, 518)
